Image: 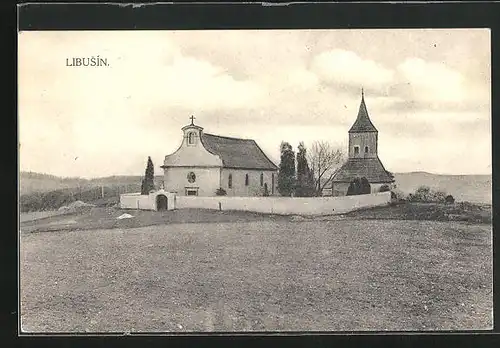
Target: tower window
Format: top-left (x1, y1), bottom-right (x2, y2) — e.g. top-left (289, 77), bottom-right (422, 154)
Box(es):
top-left (228, 174), bottom-right (232, 189)
top-left (187, 132), bottom-right (195, 145)
top-left (260, 173), bottom-right (264, 186)
top-left (245, 174), bottom-right (249, 186)
top-left (354, 146), bottom-right (360, 155)
top-left (364, 146), bottom-right (369, 153)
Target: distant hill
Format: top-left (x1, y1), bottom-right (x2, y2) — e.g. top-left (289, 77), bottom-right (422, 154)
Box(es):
top-left (20, 171), bottom-right (492, 204)
top-left (393, 172), bottom-right (491, 204)
top-left (19, 172), bottom-right (163, 196)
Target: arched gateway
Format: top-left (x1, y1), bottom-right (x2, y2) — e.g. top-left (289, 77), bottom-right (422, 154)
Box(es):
top-left (156, 194), bottom-right (168, 211)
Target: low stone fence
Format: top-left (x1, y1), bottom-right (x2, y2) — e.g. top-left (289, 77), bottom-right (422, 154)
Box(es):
top-left (120, 190), bottom-right (175, 211)
top-left (175, 192), bottom-right (391, 216)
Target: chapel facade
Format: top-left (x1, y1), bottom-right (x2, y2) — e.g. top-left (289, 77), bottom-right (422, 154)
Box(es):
top-left (331, 90), bottom-right (395, 196)
top-left (161, 117), bottom-right (279, 197)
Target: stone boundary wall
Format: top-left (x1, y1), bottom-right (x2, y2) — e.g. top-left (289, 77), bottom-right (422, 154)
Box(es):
top-left (175, 192), bottom-right (391, 216)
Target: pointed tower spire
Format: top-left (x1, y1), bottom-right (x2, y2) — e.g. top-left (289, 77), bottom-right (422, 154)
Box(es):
top-left (348, 89), bottom-right (378, 133)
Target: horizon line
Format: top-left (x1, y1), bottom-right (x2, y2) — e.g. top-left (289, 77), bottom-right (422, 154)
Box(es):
top-left (19, 170), bottom-right (493, 181)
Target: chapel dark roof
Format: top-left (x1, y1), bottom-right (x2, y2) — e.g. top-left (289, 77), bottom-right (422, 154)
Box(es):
top-left (201, 133), bottom-right (278, 171)
top-left (348, 91), bottom-right (378, 133)
top-left (331, 157), bottom-right (394, 183)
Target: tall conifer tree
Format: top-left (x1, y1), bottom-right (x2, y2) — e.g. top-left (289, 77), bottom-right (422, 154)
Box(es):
top-left (296, 142), bottom-right (315, 197)
top-left (141, 156), bottom-right (155, 194)
top-left (277, 142), bottom-right (296, 197)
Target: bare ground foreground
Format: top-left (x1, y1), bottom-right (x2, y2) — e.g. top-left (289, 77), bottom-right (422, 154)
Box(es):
top-left (20, 208), bottom-right (492, 332)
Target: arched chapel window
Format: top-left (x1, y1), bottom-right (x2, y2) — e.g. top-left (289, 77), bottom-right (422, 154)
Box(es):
top-left (245, 174), bottom-right (249, 186)
top-left (228, 174), bottom-right (233, 189)
top-left (260, 173), bottom-right (264, 186)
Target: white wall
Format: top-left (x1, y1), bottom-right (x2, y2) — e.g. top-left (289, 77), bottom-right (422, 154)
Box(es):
top-left (164, 167), bottom-right (221, 196)
top-left (120, 193), bottom-right (153, 210)
top-left (120, 190), bottom-right (175, 211)
top-left (163, 126), bottom-right (223, 167)
top-left (175, 192), bottom-right (391, 216)
top-left (162, 125), bottom-right (223, 196)
top-left (221, 169), bottom-right (277, 196)
top-left (370, 183), bottom-right (394, 193)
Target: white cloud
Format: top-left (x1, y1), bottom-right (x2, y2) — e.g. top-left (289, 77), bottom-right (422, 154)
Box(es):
top-left (396, 58), bottom-right (466, 103)
top-left (18, 30), bottom-right (491, 177)
top-left (310, 49), bottom-right (395, 90)
top-left (285, 68), bottom-right (319, 91)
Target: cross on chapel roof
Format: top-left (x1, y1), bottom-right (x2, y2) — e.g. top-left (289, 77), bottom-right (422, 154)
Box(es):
top-left (190, 115), bottom-right (195, 125)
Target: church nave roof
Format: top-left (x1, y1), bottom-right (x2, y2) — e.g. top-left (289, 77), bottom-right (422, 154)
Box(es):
top-left (201, 133), bottom-right (278, 171)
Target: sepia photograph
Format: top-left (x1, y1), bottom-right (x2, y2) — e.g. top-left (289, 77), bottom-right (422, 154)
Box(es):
top-left (18, 29), bottom-right (492, 333)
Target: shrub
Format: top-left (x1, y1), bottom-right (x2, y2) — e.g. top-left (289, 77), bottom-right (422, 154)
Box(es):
top-left (379, 184), bottom-right (391, 192)
top-left (413, 186), bottom-right (431, 202)
top-left (263, 184), bottom-right (270, 197)
top-left (407, 186), bottom-right (452, 204)
top-left (390, 189), bottom-right (406, 202)
top-left (431, 190), bottom-right (447, 203)
top-left (445, 194), bottom-right (455, 204)
top-left (346, 177), bottom-right (362, 196)
top-left (215, 188), bottom-right (227, 196)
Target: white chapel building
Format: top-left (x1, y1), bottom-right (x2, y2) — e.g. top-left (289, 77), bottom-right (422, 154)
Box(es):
top-left (161, 117), bottom-right (279, 197)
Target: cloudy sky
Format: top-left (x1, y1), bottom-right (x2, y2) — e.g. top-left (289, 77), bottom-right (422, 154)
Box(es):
top-left (18, 29), bottom-right (490, 178)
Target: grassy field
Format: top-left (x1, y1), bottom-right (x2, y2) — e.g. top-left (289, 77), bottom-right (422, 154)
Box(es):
top-left (20, 210), bottom-right (63, 223)
top-left (20, 208), bottom-right (291, 233)
top-left (20, 211), bottom-right (492, 332)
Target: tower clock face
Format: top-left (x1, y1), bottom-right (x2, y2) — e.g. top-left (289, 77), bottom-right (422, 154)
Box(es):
top-left (187, 172), bottom-right (196, 183)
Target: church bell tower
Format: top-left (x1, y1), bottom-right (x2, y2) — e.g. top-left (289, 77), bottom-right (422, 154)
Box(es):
top-left (181, 115), bottom-right (203, 147)
top-left (348, 89), bottom-right (378, 159)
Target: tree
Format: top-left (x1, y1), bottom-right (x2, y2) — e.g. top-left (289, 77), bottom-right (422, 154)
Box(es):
top-left (307, 141), bottom-right (345, 196)
top-left (277, 141), bottom-right (296, 197)
top-left (295, 142), bottom-right (316, 197)
top-left (141, 156), bottom-right (155, 195)
top-left (386, 171), bottom-right (395, 182)
top-left (360, 177), bottom-right (371, 194)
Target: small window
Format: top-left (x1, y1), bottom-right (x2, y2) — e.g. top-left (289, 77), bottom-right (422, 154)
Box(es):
top-left (245, 174), bottom-right (249, 186)
top-left (228, 174), bottom-right (232, 189)
top-left (260, 173), bottom-right (264, 186)
top-left (364, 146), bottom-right (369, 153)
top-left (187, 132), bottom-right (195, 145)
top-left (186, 189), bottom-right (198, 196)
top-left (354, 146), bottom-right (360, 155)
